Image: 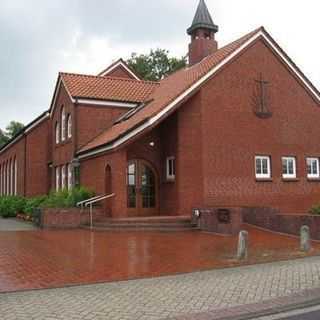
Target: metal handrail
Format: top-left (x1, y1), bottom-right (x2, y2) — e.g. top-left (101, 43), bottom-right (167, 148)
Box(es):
top-left (85, 193), bottom-right (116, 229)
top-left (77, 195), bottom-right (103, 208)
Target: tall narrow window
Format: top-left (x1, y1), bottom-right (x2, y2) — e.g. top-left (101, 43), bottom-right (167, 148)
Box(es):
top-left (255, 156), bottom-right (271, 179)
top-left (56, 167), bottom-right (60, 191)
top-left (166, 157), bottom-right (176, 180)
top-left (14, 158), bottom-right (17, 195)
top-left (67, 164), bottom-right (73, 190)
top-left (10, 159), bottom-right (13, 195)
top-left (61, 107), bottom-right (66, 141)
top-left (6, 161), bottom-right (10, 195)
top-left (307, 158), bottom-right (320, 179)
top-left (61, 165), bottom-right (66, 189)
top-left (0, 164), bottom-right (2, 196)
top-left (67, 115), bottom-right (72, 139)
top-left (55, 122), bottom-right (60, 144)
top-left (282, 157), bottom-right (296, 179)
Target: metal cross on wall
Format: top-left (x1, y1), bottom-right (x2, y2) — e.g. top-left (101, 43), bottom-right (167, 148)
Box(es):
top-left (253, 73), bottom-right (272, 118)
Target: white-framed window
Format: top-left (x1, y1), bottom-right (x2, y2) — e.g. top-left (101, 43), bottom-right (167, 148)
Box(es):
top-left (307, 158), bottom-right (320, 179)
top-left (14, 158), bottom-right (17, 195)
top-left (61, 107), bottom-right (66, 141)
top-left (61, 165), bottom-right (66, 189)
top-left (10, 159), bottom-right (13, 195)
top-left (6, 161), bottom-right (10, 195)
top-left (67, 163), bottom-right (73, 190)
top-left (255, 156), bottom-right (271, 179)
top-left (67, 114), bottom-right (72, 139)
top-left (55, 166), bottom-right (60, 191)
top-left (282, 157), bottom-right (296, 179)
top-left (166, 156), bottom-right (176, 180)
top-left (0, 164), bottom-right (2, 196)
top-left (55, 122), bottom-right (60, 144)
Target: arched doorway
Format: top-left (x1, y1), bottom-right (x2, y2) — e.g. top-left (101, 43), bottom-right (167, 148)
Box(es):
top-left (127, 160), bottom-right (159, 217)
top-left (105, 165), bottom-right (112, 217)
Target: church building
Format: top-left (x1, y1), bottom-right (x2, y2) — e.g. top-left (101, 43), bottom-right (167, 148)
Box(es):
top-left (1, 0), bottom-right (320, 217)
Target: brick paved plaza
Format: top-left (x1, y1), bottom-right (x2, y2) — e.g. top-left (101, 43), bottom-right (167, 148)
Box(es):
top-left (1, 218), bottom-right (320, 319)
top-left (1, 256), bottom-right (320, 320)
top-left (1, 218), bottom-right (320, 293)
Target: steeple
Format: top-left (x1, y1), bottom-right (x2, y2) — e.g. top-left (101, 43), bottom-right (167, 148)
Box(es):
top-left (187, 0), bottom-right (219, 65)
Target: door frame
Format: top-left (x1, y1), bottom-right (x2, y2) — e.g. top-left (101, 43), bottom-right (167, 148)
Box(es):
top-left (127, 159), bottom-right (159, 217)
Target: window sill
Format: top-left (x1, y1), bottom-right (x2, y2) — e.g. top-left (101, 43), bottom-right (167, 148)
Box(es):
top-left (282, 178), bottom-right (299, 182)
top-left (256, 178), bottom-right (273, 182)
top-left (165, 178), bottom-right (176, 184)
top-left (307, 178), bottom-right (320, 182)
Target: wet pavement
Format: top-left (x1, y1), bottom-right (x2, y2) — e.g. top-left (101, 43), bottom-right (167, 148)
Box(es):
top-left (1, 223), bottom-right (320, 293)
top-left (0, 217), bottom-right (36, 231)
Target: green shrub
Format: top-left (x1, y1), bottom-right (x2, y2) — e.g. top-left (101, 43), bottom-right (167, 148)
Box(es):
top-left (41, 187), bottom-right (94, 209)
top-left (0, 187), bottom-right (94, 218)
top-left (0, 196), bottom-right (26, 218)
top-left (310, 205), bottom-right (320, 215)
top-left (24, 196), bottom-right (48, 216)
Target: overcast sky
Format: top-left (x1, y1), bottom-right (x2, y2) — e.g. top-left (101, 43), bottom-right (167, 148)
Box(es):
top-left (0, 0), bottom-right (319, 129)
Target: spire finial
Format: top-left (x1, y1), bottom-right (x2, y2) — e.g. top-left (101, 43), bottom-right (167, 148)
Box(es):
top-left (187, 0), bottom-right (219, 35)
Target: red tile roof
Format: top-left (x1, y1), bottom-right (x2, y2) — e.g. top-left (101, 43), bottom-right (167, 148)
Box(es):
top-left (78, 28), bottom-right (262, 155)
top-left (60, 73), bottom-right (159, 103)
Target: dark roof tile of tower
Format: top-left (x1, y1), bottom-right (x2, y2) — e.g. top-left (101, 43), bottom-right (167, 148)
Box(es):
top-left (187, 0), bottom-right (219, 35)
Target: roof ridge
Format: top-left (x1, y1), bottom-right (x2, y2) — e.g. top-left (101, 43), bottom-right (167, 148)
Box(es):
top-left (60, 72), bottom-right (159, 85)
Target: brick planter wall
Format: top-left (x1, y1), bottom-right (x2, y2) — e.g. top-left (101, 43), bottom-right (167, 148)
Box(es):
top-left (243, 207), bottom-right (320, 240)
top-left (195, 207), bottom-right (243, 235)
top-left (41, 207), bottom-right (105, 229)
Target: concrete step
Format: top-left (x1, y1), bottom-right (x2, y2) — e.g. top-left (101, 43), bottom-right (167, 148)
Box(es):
top-left (81, 215), bottom-right (199, 232)
top-left (82, 225), bottom-right (200, 232)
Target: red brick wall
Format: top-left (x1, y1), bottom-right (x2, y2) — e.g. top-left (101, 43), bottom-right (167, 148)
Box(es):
top-left (52, 84), bottom-right (75, 167)
top-left (200, 38), bottom-right (320, 213)
top-left (176, 92), bottom-right (204, 215)
top-left (25, 119), bottom-right (50, 197)
top-left (243, 207), bottom-right (320, 240)
top-left (159, 113), bottom-right (178, 215)
top-left (76, 104), bottom-right (127, 149)
top-left (80, 150), bottom-right (127, 218)
top-left (104, 65), bottom-right (136, 79)
top-left (41, 207), bottom-right (105, 229)
top-left (0, 138), bottom-right (26, 196)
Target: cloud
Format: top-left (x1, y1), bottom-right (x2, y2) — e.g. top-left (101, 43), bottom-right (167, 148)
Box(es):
top-left (0, 0), bottom-right (319, 129)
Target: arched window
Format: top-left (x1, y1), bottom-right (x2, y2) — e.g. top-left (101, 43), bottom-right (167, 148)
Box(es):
top-left (14, 158), bottom-right (17, 195)
top-left (6, 161), bottom-right (9, 195)
top-left (0, 164), bottom-right (2, 196)
top-left (67, 114), bottom-right (72, 139)
top-left (61, 106), bottom-right (66, 141)
top-left (61, 165), bottom-right (66, 189)
top-left (55, 122), bottom-right (60, 144)
top-left (56, 166), bottom-right (60, 192)
top-left (10, 159), bottom-right (13, 196)
top-left (67, 163), bottom-right (73, 190)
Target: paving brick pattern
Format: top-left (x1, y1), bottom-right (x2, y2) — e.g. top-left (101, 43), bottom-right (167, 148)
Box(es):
top-left (1, 224), bottom-right (320, 293)
top-left (2, 256), bottom-right (320, 320)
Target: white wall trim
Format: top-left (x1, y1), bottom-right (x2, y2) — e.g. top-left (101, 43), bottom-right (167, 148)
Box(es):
top-left (49, 77), bottom-right (75, 117)
top-left (99, 61), bottom-right (141, 81)
top-left (78, 30), bottom-right (320, 159)
top-left (76, 98), bottom-right (137, 108)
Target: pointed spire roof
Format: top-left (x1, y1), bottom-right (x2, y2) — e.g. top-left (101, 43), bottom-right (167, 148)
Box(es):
top-left (187, 0), bottom-right (219, 35)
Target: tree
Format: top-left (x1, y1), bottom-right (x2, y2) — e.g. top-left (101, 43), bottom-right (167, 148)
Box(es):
top-left (0, 129), bottom-right (8, 148)
top-left (0, 121), bottom-right (24, 148)
top-left (5, 121), bottom-right (24, 139)
top-left (127, 49), bottom-right (187, 81)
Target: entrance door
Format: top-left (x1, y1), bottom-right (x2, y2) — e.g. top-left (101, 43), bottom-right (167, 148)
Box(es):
top-left (127, 160), bottom-right (158, 217)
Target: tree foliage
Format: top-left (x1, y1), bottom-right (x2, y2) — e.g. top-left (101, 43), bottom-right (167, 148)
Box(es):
top-left (127, 49), bottom-right (187, 81)
top-left (0, 121), bottom-right (24, 148)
